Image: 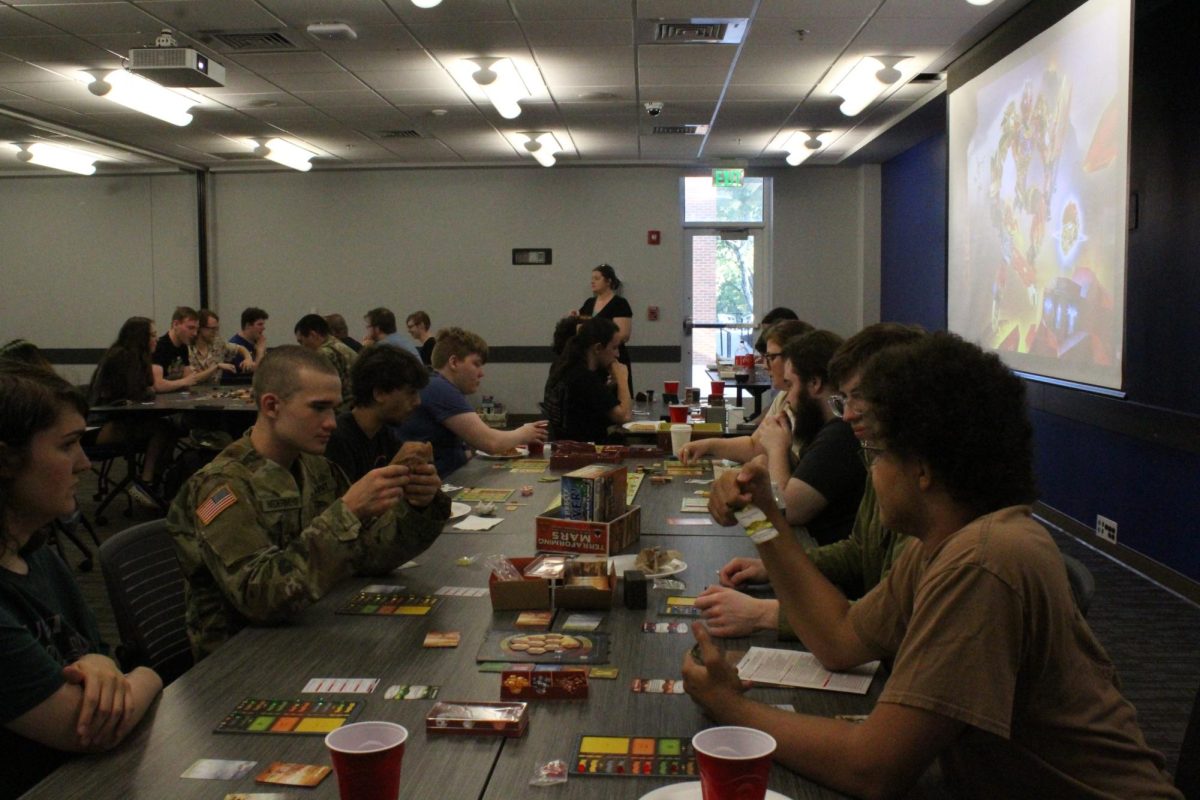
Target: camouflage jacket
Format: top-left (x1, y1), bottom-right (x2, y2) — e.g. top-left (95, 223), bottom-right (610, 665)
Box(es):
top-left (167, 434), bottom-right (450, 660)
top-left (319, 337), bottom-right (357, 410)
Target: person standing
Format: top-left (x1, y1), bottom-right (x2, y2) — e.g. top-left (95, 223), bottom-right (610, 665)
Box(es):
top-left (574, 264), bottom-right (633, 395)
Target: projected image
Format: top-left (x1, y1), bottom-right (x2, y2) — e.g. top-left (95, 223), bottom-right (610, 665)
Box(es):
top-left (949, 0), bottom-right (1130, 390)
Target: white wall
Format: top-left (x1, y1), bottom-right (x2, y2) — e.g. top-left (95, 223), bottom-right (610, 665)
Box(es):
top-left (0, 165), bottom-right (880, 406)
top-left (0, 172), bottom-right (198, 384)
top-left (212, 165), bottom-right (880, 412)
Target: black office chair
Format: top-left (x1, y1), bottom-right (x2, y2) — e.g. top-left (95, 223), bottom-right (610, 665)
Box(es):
top-left (48, 509), bottom-right (102, 572)
top-left (99, 518), bottom-right (194, 686)
top-left (1178, 683), bottom-right (1200, 798)
top-left (1061, 554), bottom-right (1095, 617)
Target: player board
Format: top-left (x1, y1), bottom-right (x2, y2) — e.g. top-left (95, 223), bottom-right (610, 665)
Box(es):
top-left (335, 586), bottom-right (437, 616)
top-left (215, 698), bottom-right (361, 735)
top-left (573, 734), bottom-right (697, 779)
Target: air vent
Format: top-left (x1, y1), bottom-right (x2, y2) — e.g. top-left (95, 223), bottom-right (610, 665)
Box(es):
top-left (200, 30), bottom-right (300, 52)
top-left (378, 130), bottom-right (422, 139)
top-left (653, 124), bottom-right (709, 135)
top-left (644, 19), bottom-right (747, 45)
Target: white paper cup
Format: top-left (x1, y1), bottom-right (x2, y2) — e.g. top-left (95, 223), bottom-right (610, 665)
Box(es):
top-left (670, 424), bottom-right (692, 456)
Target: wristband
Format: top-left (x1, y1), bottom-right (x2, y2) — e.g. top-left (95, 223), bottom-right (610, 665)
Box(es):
top-left (734, 505), bottom-right (779, 543)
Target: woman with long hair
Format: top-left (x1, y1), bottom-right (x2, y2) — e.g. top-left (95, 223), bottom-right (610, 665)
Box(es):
top-left (0, 362), bottom-right (162, 797)
top-left (542, 317), bottom-right (632, 443)
top-left (573, 264), bottom-right (633, 394)
top-left (89, 317), bottom-right (172, 505)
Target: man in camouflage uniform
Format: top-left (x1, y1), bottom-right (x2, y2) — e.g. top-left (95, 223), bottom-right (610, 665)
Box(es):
top-left (168, 346), bottom-right (450, 660)
top-left (294, 313), bottom-right (357, 411)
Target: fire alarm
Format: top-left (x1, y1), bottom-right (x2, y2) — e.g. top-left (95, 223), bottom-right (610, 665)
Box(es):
top-left (647, 230), bottom-right (661, 245)
top-left (647, 306), bottom-right (660, 321)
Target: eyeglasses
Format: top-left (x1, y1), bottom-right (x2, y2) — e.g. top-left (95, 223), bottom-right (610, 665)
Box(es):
top-left (827, 390), bottom-right (867, 419)
top-left (860, 441), bottom-right (887, 467)
top-left (763, 352), bottom-right (784, 363)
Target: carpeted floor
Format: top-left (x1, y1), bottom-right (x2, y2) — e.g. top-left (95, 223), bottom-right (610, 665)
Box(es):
top-left (56, 463), bottom-right (1200, 778)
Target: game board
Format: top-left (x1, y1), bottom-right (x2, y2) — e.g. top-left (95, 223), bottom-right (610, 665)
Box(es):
top-left (477, 630), bottom-right (609, 664)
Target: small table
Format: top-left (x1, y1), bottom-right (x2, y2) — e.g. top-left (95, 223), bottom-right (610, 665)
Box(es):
top-left (706, 369), bottom-right (772, 419)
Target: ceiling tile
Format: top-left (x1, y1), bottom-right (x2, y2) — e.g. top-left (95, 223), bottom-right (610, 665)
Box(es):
top-left (382, 0), bottom-right (515, 24)
top-left (328, 49), bottom-right (440, 72)
top-left (17, 3), bottom-right (162, 36)
top-left (292, 89), bottom-right (391, 108)
top-left (521, 19), bottom-right (633, 47)
top-left (268, 70), bottom-right (366, 91)
top-left (405, 21), bottom-right (527, 51)
top-left (638, 64), bottom-right (733, 86)
top-left (756, 0), bottom-right (882, 18)
top-left (255, 0), bottom-right (400, 28)
top-left (636, 44), bottom-right (737, 68)
top-left (0, 6), bottom-right (62, 37)
top-left (0, 35), bottom-right (116, 62)
top-left (231, 51), bottom-right (343, 74)
top-left (134, 0), bottom-right (288, 32)
top-left (637, 0), bottom-right (757, 17)
top-left (355, 67), bottom-right (460, 93)
top-left (511, 0), bottom-right (631, 21)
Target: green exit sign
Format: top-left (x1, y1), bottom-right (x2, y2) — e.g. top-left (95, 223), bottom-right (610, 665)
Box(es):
top-left (712, 168), bottom-right (744, 187)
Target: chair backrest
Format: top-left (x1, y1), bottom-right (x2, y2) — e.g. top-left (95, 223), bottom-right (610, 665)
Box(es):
top-left (1179, 683), bottom-right (1200, 798)
top-left (99, 519), bottom-right (193, 685)
top-left (1062, 553), bottom-right (1095, 617)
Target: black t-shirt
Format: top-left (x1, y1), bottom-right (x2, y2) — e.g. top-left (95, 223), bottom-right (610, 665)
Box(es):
top-left (544, 361), bottom-right (619, 444)
top-left (418, 338), bottom-right (436, 366)
top-left (576, 293), bottom-right (633, 369)
top-left (791, 419), bottom-right (866, 546)
top-left (153, 333), bottom-right (190, 379)
top-left (325, 411), bottom-right (401, 482)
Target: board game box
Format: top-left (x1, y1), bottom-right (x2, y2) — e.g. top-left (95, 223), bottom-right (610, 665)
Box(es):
top-left (425, 701), bottom-right (529, 737)
top-left (535, 505), bottom-right (640, 556)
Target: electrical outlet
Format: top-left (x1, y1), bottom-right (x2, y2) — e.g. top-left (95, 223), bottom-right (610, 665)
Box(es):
top-left (1095, 515), bottom-right (1118, 544)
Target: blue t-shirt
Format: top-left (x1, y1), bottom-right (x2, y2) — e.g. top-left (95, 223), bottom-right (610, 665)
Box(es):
top-left (394, 372), bottom-right (473, 477)
top-left (382, 332), bottom-right (421, 358)
top-left (228, 333), bottom-right (255, 370)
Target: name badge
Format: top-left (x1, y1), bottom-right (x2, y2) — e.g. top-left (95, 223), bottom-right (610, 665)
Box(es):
top-left (261, 496), bottom-right (301, 512)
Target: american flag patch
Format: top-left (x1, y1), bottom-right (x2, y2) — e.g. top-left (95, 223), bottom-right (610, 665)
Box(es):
top-left (196, 485), bottom-right (238, 525)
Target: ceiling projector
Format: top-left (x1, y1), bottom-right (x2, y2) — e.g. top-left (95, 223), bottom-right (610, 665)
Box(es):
top-left (127, 46), bottom-right (225, 87)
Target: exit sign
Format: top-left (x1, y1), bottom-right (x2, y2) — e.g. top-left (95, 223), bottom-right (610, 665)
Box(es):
top-left (712, 168), bottom-right (744, 187)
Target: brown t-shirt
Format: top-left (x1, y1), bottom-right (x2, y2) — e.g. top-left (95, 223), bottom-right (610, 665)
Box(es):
top-left (849, 506), bottom-right (1180, 799)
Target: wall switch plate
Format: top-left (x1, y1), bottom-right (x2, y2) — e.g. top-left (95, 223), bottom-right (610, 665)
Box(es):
top-left (1096, 515), bottom-right (1118, 544)
top-left (647, 305), bottom-right (659, 321)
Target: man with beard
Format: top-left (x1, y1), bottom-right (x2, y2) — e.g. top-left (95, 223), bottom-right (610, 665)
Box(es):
top-left (742, 330), bottom-right (863, 546)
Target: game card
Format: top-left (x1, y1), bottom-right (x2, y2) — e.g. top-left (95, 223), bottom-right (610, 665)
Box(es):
top-left (435, 586), bottom-right (488, 597)
top-left (384, 684), bottom-right (439, 700)
top-left (680, 497), bottom-right (710, 513)
top-left (631, 678), bottom-right (686, 694)
top-left (181, 759), bottom-right (257, 780)
top-left (642, 621), bottom-right (690, 634)
top-left (478, 661), bottom-right (509, 672)
top-left (424, 631), bottom-right (461, 648)
top-left (255, 762), bottom-right (331, 787)
top-left (516, 610), bottom-right (553, 628)
top-left (562, 612), bottom-right (603, 632)
top-left (589, 665), bottom-right (619, 679)
top-left (301, 677), bottom-right (378, 694)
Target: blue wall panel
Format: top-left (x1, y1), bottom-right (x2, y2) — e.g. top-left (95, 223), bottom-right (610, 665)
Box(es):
top-left (879, 131), bottom-right (947, 331)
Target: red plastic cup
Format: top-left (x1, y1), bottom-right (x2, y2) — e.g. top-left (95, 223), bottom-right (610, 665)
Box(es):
top-left (664, 380), bottom-right (680, 395)
top-left (711, 380), bottom-right (726, 395)
top-left (527, 439), bottom-right (544, 456)
top-left (692, 726), bottom-right (776, 800)
top-left (668, 404), bottom-right (689, 423)
top-left (325, 721), bottom-right (408, 800)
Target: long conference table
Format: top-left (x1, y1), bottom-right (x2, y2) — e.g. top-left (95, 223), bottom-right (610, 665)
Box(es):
top-left (23, 450), bottom-right (884, 800)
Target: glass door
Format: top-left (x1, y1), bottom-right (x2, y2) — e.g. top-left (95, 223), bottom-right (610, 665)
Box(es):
top-left (683, 230), bottom-right (763, 390)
